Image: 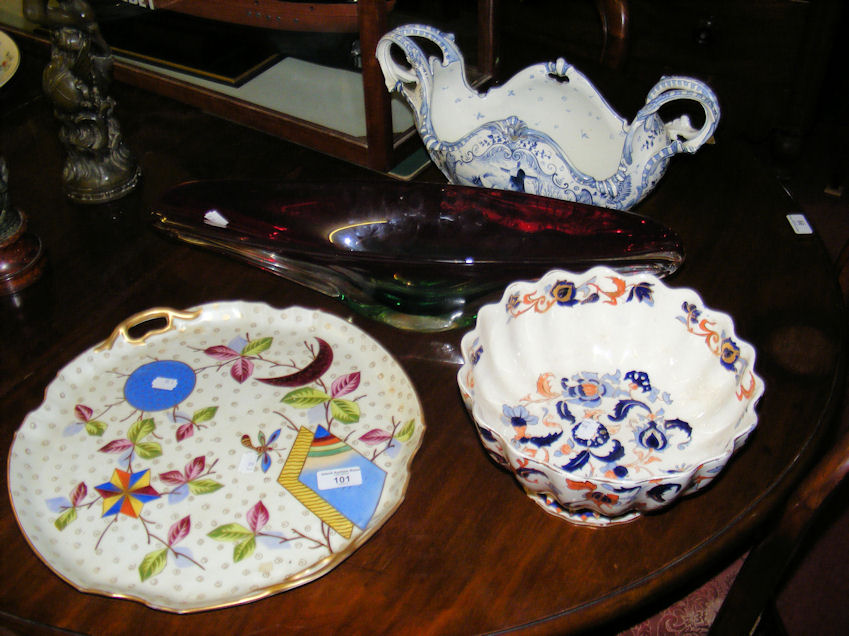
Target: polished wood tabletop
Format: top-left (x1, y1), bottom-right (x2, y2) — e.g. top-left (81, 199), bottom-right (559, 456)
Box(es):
top-left (1, 43), bottom-right (846, 635)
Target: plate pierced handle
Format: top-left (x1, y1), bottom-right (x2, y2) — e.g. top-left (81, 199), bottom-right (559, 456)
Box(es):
top-left (95, 307), bottom-right (202, 351)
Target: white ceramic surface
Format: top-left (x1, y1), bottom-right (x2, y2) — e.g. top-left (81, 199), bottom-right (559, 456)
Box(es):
top-left (0, 29), bottom-right (20, 88)
top-left (8, 302), bottom-right (425, 611)
top-left (457, 267), bottom-right (764, 526)
top-left (377, 24), bottom-right (720, 210)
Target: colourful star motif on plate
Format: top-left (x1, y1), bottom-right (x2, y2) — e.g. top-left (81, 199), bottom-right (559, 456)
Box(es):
top-left (95, 468), bottom-right (160, 518)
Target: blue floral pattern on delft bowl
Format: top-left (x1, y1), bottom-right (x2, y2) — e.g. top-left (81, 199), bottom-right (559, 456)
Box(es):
top-left (457, 267), bottom-right (764, 526)
top-left (377, 24), bottom-right (720, 210)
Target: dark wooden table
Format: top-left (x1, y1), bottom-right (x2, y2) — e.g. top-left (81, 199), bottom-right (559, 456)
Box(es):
top-left (1, 41), bottom-right (846, 635)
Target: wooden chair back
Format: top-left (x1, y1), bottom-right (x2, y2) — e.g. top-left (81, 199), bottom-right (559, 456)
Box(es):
top-left (709, 409), bottom-right (849, 634)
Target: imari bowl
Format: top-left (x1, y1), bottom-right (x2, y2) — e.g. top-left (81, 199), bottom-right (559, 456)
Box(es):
top-left (457, 267), bottom-right (764, 526)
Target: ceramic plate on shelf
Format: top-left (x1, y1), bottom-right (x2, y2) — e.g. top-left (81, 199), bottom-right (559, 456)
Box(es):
top-left (0, 30), bottom-right (20, 88)
top-left (7, 302), bottom-right (425, 612)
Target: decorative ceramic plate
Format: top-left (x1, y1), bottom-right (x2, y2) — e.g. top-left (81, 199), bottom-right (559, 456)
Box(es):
top-left (0, 30), bottom-right (20, 88)
top-left (7, 302), bottom-right (425, 612)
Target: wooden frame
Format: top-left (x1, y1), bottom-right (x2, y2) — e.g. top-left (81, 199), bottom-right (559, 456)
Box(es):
top-left (2, 0), bottom-right (497, 172)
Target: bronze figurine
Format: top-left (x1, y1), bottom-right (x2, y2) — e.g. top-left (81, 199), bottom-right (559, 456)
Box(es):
top-left (23, 0), bottom-right (140, 203)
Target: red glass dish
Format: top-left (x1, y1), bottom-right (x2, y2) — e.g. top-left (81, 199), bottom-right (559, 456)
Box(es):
top-left (151, 180), bottom-right (684, 331)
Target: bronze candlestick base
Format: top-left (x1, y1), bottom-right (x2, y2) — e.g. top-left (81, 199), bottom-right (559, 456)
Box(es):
top-left (24, 0), bottom-right (141, 204)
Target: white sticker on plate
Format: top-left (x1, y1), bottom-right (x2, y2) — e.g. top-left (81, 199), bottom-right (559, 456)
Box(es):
top-left (787, 213), bottom-right (814, 235)
top-left (239, 452), bottom-right (258, 473)
top-left (152, 376), bottom-right (179, 391)
top-left (317, 467), bottom-right (362, 490)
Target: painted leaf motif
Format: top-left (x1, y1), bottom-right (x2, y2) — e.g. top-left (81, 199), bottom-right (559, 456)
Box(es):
top-left (54, 507), bottom-right (76, 531)
top-left (233, 537), bottom-right (256, 563)
top-left (359, 428), bottom-right (393, 446)
top-left (240, 434), bottom-right (254, 449)
top-left (281, 387), bottom-right (331, 409)
top-left (395, 419), bottom-right (416, 443)
top-left (185, 456), bottom-right (206, 481)
top-left (241, 337), bottom-right (272, 356)
top-left (608, 399), bottom-right (650, 422)
top-left (176, 421), bottom-right (194, 442)
top-left (45, 497), bottom-right (70, 513)
top-left (99, 439), bottom-right (134, 454)
top-left (187, 479), bottom-right (223, 495)
top-left (135, 441), bottom-right (163, 460)
top-left (247, 500), bottom-right (269, 533)
top-left (231, 357), bottom-right (254, 384)
top-left (627, 282), bottom-right (654, 304)
top-left (159, 470), bottom-right (186, 486)
top-left (330, 372), bottom-right (361, 397)
top-left (562, 449), bottom-right (591, 472)
top-left (139, 548), bottom-right (168, 582)
top-left (192, 406), bottom-right (218, 423)
top-left (207, 523), bottom-right (253, 541)
top-left (74, 404), bottom-right (93, 422)
top-left (330, 398), bottom-right (360, 424)
top-left (167, 483), bottom-right (189, 504)
top-left (128, 418), bottom-right (155, 443)
top-left (70, 482), bottom-right (87, 506)
top-left (168, 516), bottom-right (191, 545)
top-left (85, 420), bottom-right (106, 436)
top-left (204, 345), bottom-right (240, 361)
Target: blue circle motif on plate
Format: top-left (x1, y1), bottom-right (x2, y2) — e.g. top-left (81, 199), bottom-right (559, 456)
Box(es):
top-left (124, 360), bottom-right (196, 411)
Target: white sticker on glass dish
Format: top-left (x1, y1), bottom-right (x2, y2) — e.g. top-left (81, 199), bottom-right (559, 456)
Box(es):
top-left (204, 209), bottom-right (229, 228)
top-left (317, 467), bottom-right (363, 490)
top-left (787, 213), bottom-right (814, 235)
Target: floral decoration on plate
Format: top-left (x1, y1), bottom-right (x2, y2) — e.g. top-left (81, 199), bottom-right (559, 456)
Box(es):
top-left (8, 303), bottom-right (424, 611)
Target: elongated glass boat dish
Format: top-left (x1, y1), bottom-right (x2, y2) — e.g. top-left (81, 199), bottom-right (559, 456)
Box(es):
top-left (152, 180), bottom-right (684, 331)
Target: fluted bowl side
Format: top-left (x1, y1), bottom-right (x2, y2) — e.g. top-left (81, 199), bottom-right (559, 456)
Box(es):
top-left (457, 267), bottom-right (763, 525)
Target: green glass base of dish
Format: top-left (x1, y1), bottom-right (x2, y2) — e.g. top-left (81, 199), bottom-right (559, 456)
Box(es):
top-left (341, 293), bottom-right (477, 332)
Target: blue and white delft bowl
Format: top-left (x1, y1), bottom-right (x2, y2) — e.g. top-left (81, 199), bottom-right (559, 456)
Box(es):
top-left (377, 24), bottom-right (720, 210)
top-left (457, 267), bottom-right (764, 526)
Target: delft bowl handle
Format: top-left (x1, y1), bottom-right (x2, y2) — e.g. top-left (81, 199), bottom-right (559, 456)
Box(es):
top-left (376, 24), bottom-right (465, 117)
top-left (632, 76), bottom-right (721, 156)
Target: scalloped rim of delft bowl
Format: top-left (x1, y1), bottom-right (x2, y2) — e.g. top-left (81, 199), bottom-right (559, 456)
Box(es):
top-left (457, 266), bottom-right (766, 497)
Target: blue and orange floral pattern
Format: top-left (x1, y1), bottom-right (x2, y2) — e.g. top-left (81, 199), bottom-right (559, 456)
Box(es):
top-left (505, 274), bottom-right (654, 319)
top-left (677, 301), bottom-right (758, 401)
top-left (500, 369), bottom-right (691, 486)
